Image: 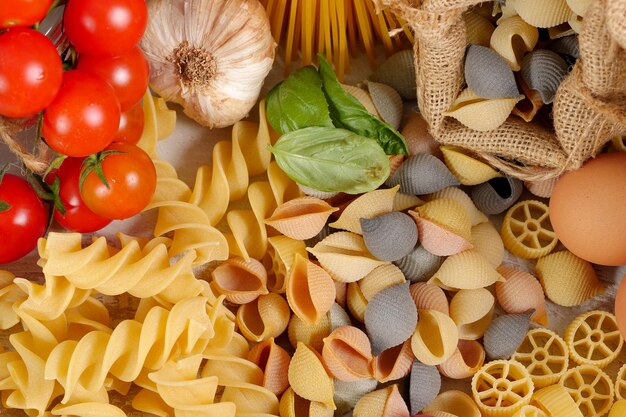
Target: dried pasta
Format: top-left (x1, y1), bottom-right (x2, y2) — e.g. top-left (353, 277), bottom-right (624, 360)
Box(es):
top-left (496, 267), bottom-right (548, 325)
top-left (617, 364), bottom-right (626, 400)
top-left (501, 200), bottom-right (558, 259)
top-left (471, 222), bottom-right (505, 269)
top-left (359, 264), bottom-right (407, 302)
top-left (441, 145), bottom-right (503, 186)
top-left (438, 340), bottom-right (486, 380)
top-left (409, 360), bottom-right (441, 414)
top-left (564, 310), bottom-right (624, 368)
top-left (531, 385), bottom-right (584, 417)
top-left (264, 234), bottom-right (308, 294)
top-left (484, 312), bottom-right (533, 361)
top-left (429, 250), bottom-right (505, 291)
top-left (489, 16), bottom-right (539, 71)
top-left (264, 197), bottom-right (337, 240)
top-left (472, 360), bottom-right (535, 417)
top-left (286, 254), bottom-right (335, 326)
top-left (464, 10), bottom-right (495, 47)
top-left (279, 387), bottom-right (334, 417)
top-left (329, 185), bottom-right (399, 234)
top-left (248, 338), bottom-right (291, 396)
top-left (449, 288), bottom-right (495, 340)
top-left (411, 309), bottom-right (459, 366)
top-left (559, 364), bottom-right (614, 417)
top-left (353, 384), bottom-right (410, 417)
top-left (464, 44), bottom-right (520, 99)
top-left (512, 328), bottom-right (569, 388)
top-left (211, 257), bottom-right (269, 305)
top-left (361, 212), bottom-right (418, 262)
top-left (422, 390), bottom-right (482, 417)
top-left (386, 153), bottom-right (460, 196)
top-left (444, 88), bottom-right (523, 132)
top-left (409, 282), bottom-right (449, 315)
top-left (425, 187), bottom-right (488, 226)
top-left (508, 0), bottom-right (573, 28)
top-left (322, 325), bottom-right (373, 381)
top-left (236, 293), bottom-right (291, 343)
top-left (288, 342), bottom-right (335, 409)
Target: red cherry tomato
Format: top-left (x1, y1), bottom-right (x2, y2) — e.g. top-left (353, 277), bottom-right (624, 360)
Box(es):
top-left (0, 0), bottom-right (53, 28)
top-left (42, 70), bottom-right (121, 157)
top-left (63, 0), bottom-right (148, 57)
top-left (80, 142), bottom-right (156, 220)
top-left (45, 157), bottom-right (112, 233)
top-left (0, 28), bottom-right (63, 118)
top-left (77, 46), bottom-right (150, 110)
top-left (0, 174), bottom-right (48, 263)
top-left (113, 101), bottom-right (145, 145)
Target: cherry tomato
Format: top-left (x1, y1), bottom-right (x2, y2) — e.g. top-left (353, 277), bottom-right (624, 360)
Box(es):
top-left (45, 157), bottom-right (112, 233)
top-left (0, 28), bottom-right (63, 118)
top-left (77, 46), bottom-right (150, 110)
top-left (63, 0), bottom-right (148, 57)
top-left (113, 101), bottom-right (145, 145)
top-left (80, 142), bottom-right (156, 220)
top-left (0, 174), bottom-right (48, 263)
top-left (0, 0), bottom-right (53, 28)
top-left (42, 70), bottom-right (121, 157)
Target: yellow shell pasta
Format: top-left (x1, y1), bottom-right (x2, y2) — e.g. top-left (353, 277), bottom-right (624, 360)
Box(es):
top-left (248, 337), bottom-right (291, 396)
top-left (535, 251), bottom-right (605, 307)
top-left (411, 309), bottom-right (459, 366)
top-left (347, 281), bottom-right (368, 323)
top-left (279, 387), bottom-right (334, 417)
top-left (329, 186), bottom-right (399, 234)
top-left (449, 288), bottom-right (495, 340)
top-left (264, 235), bottom-right (308, 293)
top-left (429, 250), bottom-right (505, 291)
top-left (359, 264), bottom-right (407, 301)
top-left (307, 232), bottom-right (388, 283)
top-left (423, 390), bottom-right (482, 417)
top-left (353, 384), bottom-right (410, 417)
top-left (490, 16), bottom-right (539, 71)
top-left (287, 312), bottom-right (331, 353)
top-left (440, 146), bottom-right (503, 186)
top-left (288, 342), bottom-right (336, 409)
top-left (425, 187), bottom-right (488, 226)
top-left (464, 11), bottom-right (495, 47)
top-left (471, 222), bottom-right (505, 268)
top-left (444, 88), bottom-right (523, 132)
top-left (236, 293), bottom-right (290, 342)
top-left (508, 0), bottom-right (573, 28)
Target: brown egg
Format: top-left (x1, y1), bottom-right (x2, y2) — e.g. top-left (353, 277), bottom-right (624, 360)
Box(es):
top-left (401, 112), bottom-right (442, 158)
top-left (549, 152), bottom-right (626, 266)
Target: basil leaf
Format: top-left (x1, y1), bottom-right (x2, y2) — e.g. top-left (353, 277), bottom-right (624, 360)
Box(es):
top-left (317, 55), bottom-right (409, 155)
top-left (266, 66), bottom-right (334, 134)
top-left (269, 127), bottom-right (390, 195)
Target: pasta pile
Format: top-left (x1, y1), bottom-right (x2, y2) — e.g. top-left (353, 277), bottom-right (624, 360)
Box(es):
top-left (260, 0), bottom-right (413, 79)
top-left (472, 309), bottom-right (625, 417)
top-left (445, 1), bottom-right (583, 131)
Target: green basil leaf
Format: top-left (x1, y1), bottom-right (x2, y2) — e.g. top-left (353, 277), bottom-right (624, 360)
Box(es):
top-left (266, 66), bottom-right (334, 134)
top-left (269, 127), bottom-right (390, 194)
top-left (317, 55), bottom-right (409, 155)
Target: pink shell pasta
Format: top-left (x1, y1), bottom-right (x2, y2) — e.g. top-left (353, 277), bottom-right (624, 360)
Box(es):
top-left (496, 267), bottom-right (548, 325)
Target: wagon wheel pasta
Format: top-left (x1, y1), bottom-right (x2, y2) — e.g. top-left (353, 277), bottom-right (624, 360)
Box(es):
top-left (512, 328), bottom-right (569, 388)
top-left (501, 200), bottom-right (558, 259)
top-left (616, 364), bottom-right (626, 401)
top-left (559, 364), bottom-right (614, 417)
top-left (564, 310), bottom-right (624, 368)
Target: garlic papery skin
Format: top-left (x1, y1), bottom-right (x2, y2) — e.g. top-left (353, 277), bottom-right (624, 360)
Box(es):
top-left (141, 0), bottom-right (275, 128)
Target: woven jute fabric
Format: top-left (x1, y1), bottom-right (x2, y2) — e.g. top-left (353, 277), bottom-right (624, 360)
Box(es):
top-left (0, 116), bottom-right (52, 174)
top-left (390, 0), bottom-right (626, 180)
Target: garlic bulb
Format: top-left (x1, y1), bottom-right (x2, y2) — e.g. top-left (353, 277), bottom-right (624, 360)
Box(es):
top-left (141, 0), bottom-right (275, 128)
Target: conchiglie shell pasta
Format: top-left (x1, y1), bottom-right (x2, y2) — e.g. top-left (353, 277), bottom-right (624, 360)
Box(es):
top-left (371, 49), bottom-right (416, 100)
top-left (334, 378), bottom-right (379, 417)
top-left (322, 325), bottom-right (374, 381)
top-left (286, 254), bottom-right (336, 326)
top-left (464, 11), bottom-right (495, 47)
top-left (353, 384), bottom-right (410, 417)
top-left (388, 154), bottom-right (405, 179)
top-left (361, 212), bottom-right (418, 262)
top-left (521, 50), bottom-right (569, 104)
top-left (508, 0), bottom-right (573, 28)
top-left (394, 244), bottom-right (443, 283)
top-left (289, 343), bottom-right (336, 409)
top-left (411, 198), bottom-right (473, 243)
top-left (287, 312), bottom-right (331, 352)
top-left (366, 81), bottom-right (404, 130)
top-left (471, 222), bottom-right (505, 268)
top-left (429, 250), bottom-right (505, 291)
top-left (524, 177), bottom-right (559, 199)
top-left (329, 302), bottom-right (352, 329)
top-left (450, 288), bottom-right (495, 340)
top-left (410, 360), bottom-right (442, 414)
top-left (496, 267), bottom-right (548, 325)
top-left (237, 293), bottom-right (291, 342)
top-left (279, 387), bottom-right (334, 417)
top-left (484, 311), bottom-right (534, 360)
top-left (329, 186), bottom-right (399, 234)
top-left (426, 187), bottom-right (488, 226)
top-left (347, 281), bottom-right (368, 323)
top-left (411, 309), bottom-right (459, 365)
top-left (410, 215), bottom-right (474, 257)
top-left (264, 197), bottom-right (338, 240)
top-left (464, 45), bottom-right (519, 99)
top-left (393, 192), bottom-right (424, 212)
top-left (423, 390), bottom-right (482, 417)
top-left (360, 264), bottom-right (407, 301)
top-left (438, 340), bottom-right (486, 379)
top-left (535, 251), bottom-right (605, 307)
top-left (265, 235), bottom-right (308, 293)
top-left (297, 183), bottom-right (340, 200)
top-left (372, 340), bottom-right (415, 383)
top-left (490, 16), bottom-right (539, 71)
top-left (308, 232), bottom-right (388, 283)
top-left (386, 154), bottom-right (460, 196)
top-left (341, 84), bottom-right (380, 117)
top-left (409, 282), bottom-right (449, 315)
top-left (248, 338), bottom-right (291, 396)
top-left (440, 145), bottom-right (503, 186)
top-left (471, 176), bottom-right (524, 215)
top-left (444, 88), bottom-right (523, 132)
top-left (512, 74), bottom-right (545, 122)
top-left (211, 257), bottom-right (268, 305)
top-left (365, 282), bottom-right (418, 356)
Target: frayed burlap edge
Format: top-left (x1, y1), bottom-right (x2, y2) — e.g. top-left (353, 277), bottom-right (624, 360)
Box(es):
top-left (0, 117), bottom-right (52, 175)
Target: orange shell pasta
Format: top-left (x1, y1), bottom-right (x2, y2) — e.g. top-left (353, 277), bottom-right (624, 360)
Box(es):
top-left (438, 340), bottom-right (486, 380)
top-left (372, 340), bottom-right (415, 383)
top-left (211, 257), bottom-right (269, 305)
top-left (322, 325), bottom-right (373, 381)
top-left (496, 267), bottom-right (548, 325)
top-left (286, 254), bottom-right (336, 325)
top-left (248, 337), bottom-right (291, 396)
top-left (409, 282), bottom-right (449, 316)
top-left (264, 197), bottom-right (338, 240)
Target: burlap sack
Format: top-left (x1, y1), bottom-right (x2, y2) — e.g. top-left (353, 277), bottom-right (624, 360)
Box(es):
top-left (0, 116), bottom-right (52, 174)
top-left (390, 0), bottom-right (626, 180)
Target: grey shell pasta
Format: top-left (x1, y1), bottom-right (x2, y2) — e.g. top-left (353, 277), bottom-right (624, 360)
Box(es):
top-left (366, 81), bottom-right (404, 130)
top-left (386, 153), bottom-right (460, 196)
top-left (464, 44), bottom-right (520, 99)
top-left (521, 50), bottom-right (569, 104)
top-left (361, 212), bottom-right (419, 262)
top-left (470, 176), bottom-right (524, 215)
top-left (410, 360), bottom-right (442, 414)
top-left (484, 311), bottom-right (534, 360)
top-left (371, 49), bottom-right (417, 100)
top-left (393, 244), bottom-right (444, 283)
